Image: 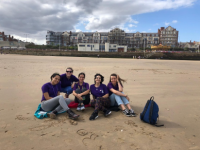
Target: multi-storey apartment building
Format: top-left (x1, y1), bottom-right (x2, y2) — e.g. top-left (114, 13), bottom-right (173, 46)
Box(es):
top-left (46, 26), bottom-right (178, 48)
top-left (158, 26), bottom-right (179, 47)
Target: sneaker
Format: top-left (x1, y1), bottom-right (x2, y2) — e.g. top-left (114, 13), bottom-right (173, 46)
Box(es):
top-left (67, 109), bottom-right (80, 120)
top-left (122, 109), bottom-right (131, 117)
top-left (80, 105), bottom-right (85, 111)
top-left (89, 111), bottom-right (98, 120)
top-left (76, 104), bottom-right (81, 111)
top-left (129, 110), bottom-right (137, 117)
top-left (47, 112), bottom-right (56, 119)
top-left (103, 109), bottom-right (112, 117)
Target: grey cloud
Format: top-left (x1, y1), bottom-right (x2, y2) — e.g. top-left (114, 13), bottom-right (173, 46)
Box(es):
top-left (0, 0), bottom-right (82, 41)
top-left (0, 0), bottom-right (196, 44)
top-left (75, 0), bottom-right (103, 13)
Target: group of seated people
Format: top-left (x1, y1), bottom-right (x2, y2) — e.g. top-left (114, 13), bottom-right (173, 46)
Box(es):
top-left (40, 67), bottom-right (136, 121)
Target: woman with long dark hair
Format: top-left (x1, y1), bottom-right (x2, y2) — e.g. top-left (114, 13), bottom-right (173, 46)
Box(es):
top-left (41, 73), bottom-right (79, 119)
top-left (72, 72), bottom-right (90, 111)
top-left (107, 73), bottom-right (136, 117)
top-left (89, 73), bottom-right (111, 120)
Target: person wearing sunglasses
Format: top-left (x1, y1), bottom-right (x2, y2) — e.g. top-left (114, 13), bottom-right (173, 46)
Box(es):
top-left (41, 73), bottom-right (79, 119)
top-left (60, 67), bottom-right (79, 98)
top-left (72, 72), bottom-right (90, 111)
top-left (107, 73), bottom-right (136, 117)
top-left (89, 73), bottom-right (111, 120)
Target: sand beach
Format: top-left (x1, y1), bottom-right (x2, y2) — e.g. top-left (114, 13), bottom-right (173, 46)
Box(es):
top-left (0, 54), bottom-right (200, 150)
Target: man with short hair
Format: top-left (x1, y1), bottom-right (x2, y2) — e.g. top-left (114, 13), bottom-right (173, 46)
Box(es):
top-left (60, 67), bottom-right (79, 98)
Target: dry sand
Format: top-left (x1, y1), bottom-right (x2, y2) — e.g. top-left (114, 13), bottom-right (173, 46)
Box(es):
top-left (0, 54), bottom-right (200, 150)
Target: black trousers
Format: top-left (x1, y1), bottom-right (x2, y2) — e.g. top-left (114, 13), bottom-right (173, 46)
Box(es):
top-left (74, 88), bottom-right (90, 105)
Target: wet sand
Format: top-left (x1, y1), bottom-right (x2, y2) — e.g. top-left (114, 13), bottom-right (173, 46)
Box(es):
top-left (0, 54), bottom-right (200, 150)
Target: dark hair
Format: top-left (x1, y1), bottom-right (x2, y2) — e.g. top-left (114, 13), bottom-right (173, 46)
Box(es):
top-left (94, 73), bottom-right (104, 84)
top-left (66, 67), bottom-right (73, 72)
top-left (78, 72), bottom-right (85, 78)
top-left (109, 73), bottom-right (126, 86)
top-left (50, 73), bottom-right (60, 80)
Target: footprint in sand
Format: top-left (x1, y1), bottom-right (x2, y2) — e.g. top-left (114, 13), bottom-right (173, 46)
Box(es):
top-left (124, 120), bottom-right (138, 127)
top-left (69, 120), bottom-right (78, 125)
top-left (114, 125), bottom-right (126, 132)
top-left (29, 125), bottom-right (51, 131)
top-left (130, 143), bottom-right (140, 150)
top-left (15, 115), bottom-right (30, 121)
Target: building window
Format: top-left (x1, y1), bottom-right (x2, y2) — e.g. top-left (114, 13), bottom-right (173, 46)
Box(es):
top-left (79, 45), bottom-right (85, 47)
top-left (87, 45), bottom-right (90, 47)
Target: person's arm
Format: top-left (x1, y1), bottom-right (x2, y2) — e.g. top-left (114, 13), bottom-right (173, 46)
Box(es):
top-left (71, 76), bottom-right (79, 88)
top-left (73, 90), bottom-right (83, 100)
top-left (71, 82), bottom-right (75, 88)
top-left (78, 89), bottom-right (90, 97)
top-left (117, 75), bottom-right (123, 92)
top-left (43, 92), bottom-right (53, 100)
top-left (78, 83), bottom-right (90, 96)
top-left (110, 88), bottom-right (127, 97)
top-left (57, 91), bottom-right (60, 96)
top-left (102, 93), bottom-right (109, 98)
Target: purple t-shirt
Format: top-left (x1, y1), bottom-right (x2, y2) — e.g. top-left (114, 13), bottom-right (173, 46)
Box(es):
top-left (107, 82), bottom-right (120, 96)
top-left (73, 82), bottom-right (89, 91)
top-left (60, 74), bottom-right (79, 88)
top-left (90, 84), bottom-right (108, 99)
top-left (41, 82), bottom-right (61, 101)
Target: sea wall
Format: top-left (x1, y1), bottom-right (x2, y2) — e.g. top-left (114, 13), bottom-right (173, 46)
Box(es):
top-left (1, 49), bottom-right (200, 60)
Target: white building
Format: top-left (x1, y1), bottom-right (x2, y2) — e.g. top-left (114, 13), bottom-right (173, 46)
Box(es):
top-left (78, 43), bottom-right (127, 52)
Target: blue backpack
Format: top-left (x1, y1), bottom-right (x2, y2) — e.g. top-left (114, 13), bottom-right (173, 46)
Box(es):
top-left (140, 96), bottom-right (164, 127)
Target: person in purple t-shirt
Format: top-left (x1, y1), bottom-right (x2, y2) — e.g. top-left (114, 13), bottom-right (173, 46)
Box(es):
top-left (107, 73), bottom-right (136, 117)
top-left (60, 67), bottom-right (79, 98)
top-left (40, 73), bottom-right (79, 120)
top-left (89, 73), bottom-right (111, 120)
top-left (72, 72), bottom-right (90, 111)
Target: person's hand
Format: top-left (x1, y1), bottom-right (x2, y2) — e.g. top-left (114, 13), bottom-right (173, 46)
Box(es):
top-left (126, 95), bottom-right (130, 101)
top-left (117, 75), bottom-right (119, 82)
top-left (76, 94), bottom-right (82, 100)
top-left (77, 94), bottom-right (82, 97)
top-left (78, 97), bottom-right (83, 101)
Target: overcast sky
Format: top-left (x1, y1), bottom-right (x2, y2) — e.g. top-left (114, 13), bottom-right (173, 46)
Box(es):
top-left (0, 0), bottom-right (199, 44)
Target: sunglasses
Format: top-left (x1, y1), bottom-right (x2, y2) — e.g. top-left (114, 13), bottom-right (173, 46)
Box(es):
top-left (96, 77), bottom-right (101, 79)
top-left (66, 71), bottom-right (73, 73)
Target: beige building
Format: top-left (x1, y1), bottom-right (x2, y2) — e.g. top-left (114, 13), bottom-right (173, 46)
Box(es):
top-left (0, 41), bottom-right (26, 49)
top-left (78, 43), bottom-right (127, 52)
top-left (158, 26), bottom-right (178, 47)
top-left (47, 26), bottom-right (178, 48)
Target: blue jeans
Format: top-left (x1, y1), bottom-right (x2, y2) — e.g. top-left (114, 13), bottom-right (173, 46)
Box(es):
top-left (109, 92), bottom-right (129, 106)
top-left (61, 86), bottom-right (73, 95)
